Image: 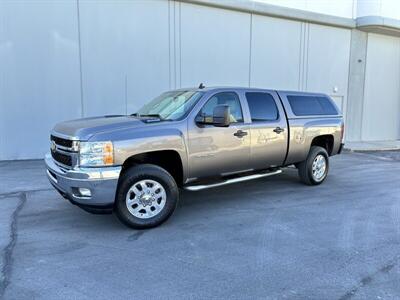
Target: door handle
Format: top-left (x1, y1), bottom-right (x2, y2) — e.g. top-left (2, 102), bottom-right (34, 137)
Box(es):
top-left (233, 130), bottom-right (248, 138)
top-left (273, 127), bottom-right (284, 134)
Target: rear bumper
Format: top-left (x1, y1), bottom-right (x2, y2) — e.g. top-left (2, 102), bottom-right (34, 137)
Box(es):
top-left (45, 153), bottom-right (121, 207)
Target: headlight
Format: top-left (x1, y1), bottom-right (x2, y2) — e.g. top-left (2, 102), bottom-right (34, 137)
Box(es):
top-left (79, 141), bottom-right (114, 167)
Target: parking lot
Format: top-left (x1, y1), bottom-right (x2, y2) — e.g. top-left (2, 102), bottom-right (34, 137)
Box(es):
top-left (0, 151), bottom-right (399, 299)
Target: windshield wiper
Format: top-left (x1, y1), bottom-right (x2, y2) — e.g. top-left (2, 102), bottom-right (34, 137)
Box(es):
top-left (131, 113), bottom-right (174, 121)
top-left (138, 114), bottom-right (164, 119)
top-left (131, 113), bottom-right (167, 120)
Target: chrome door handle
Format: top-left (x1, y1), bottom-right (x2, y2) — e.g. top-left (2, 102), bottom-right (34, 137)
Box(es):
top-left (273, 127), bottom-right (284, 134)
top-left (233, 130), bottom-right (248, 138)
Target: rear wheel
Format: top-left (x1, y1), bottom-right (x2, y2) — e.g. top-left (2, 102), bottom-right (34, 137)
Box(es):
top-left (115, 164), bottom-right (179, 229)
top-left (297, 146), bottom-right (329, 185)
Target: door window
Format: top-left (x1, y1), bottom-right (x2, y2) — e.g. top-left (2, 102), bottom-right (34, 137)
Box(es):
top-left (245, 92), bottom-right (279, 121)
top-left (199, 92), bottom-right (243, 123)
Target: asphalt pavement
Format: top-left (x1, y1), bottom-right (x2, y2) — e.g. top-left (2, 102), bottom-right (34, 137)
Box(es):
top-left (0, 151), bottom-right (399, 299)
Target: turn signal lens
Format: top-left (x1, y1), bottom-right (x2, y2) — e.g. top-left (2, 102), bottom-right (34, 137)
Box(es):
top-left (103, 142), bottom-right (114, 165)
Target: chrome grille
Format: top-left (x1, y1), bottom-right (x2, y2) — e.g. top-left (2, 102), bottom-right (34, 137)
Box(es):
top-left (50, 135), bottom-right (73, 148)
top-left (50, 134), bottom-right (78, 168)
top-left (51, 150), bottom-right (72, 167)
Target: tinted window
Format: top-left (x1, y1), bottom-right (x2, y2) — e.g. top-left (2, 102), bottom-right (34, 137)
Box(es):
top-left (200, 92), bottom-right (243, 123)
top-left (246, 92), bottom-right (279, 121)
top-left (287, 95), bottom-right (338, 116)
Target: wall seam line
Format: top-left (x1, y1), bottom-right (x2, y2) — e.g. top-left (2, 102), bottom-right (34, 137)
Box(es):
top-left (179, 1), bottom-right (182, 88)
top-left (360, 33), bottom-right (369, 140)
top-left (305, 23), bottom-right (310, 91)
top-left (76, 0), bottom-right (84, 117)
top-left (298, 22), bottom-right (303, 90)
top-left (344, 29), bottom-right (354, 136)
top-left (168, 0), bottom-right (171, 90)
top-left (248, 13), bottom-right (253, 87)
top-left (302, 23), bottom-right (307, 91)
top-left (173, 1), bottom-right (177, 89)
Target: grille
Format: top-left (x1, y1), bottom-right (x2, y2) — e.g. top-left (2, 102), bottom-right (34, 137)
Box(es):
top-left (51, 150), bottom-right (72, 167)
top-left (51, 135), bottom-right (73, 148)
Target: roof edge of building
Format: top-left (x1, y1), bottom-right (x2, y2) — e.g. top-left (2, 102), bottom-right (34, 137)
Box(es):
top-left (356, 16), bottom-right (400, 38)
top-left (179, 0), bottom-right (356, 29)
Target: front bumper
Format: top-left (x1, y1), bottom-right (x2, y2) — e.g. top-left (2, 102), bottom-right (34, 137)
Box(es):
top-left (45, 153), bottom-right (121, 207)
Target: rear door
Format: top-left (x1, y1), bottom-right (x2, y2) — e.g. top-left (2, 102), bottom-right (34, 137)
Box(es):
top-left (244, 91), bottom-right (288, 169)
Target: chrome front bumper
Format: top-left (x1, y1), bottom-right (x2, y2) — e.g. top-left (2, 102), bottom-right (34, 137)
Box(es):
top-left (45, 153), bottom-right (121, 207)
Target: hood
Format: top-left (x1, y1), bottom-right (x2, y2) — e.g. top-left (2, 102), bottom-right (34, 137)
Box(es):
top-left (52, 115), bottom-right (146, 140)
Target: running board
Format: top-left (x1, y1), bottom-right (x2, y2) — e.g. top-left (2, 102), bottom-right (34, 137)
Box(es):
top-left (184, 169), bottom-right (282, 191)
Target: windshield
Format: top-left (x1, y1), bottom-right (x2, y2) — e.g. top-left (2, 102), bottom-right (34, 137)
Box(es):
top-left (135, 90), bottom-right (204, 121)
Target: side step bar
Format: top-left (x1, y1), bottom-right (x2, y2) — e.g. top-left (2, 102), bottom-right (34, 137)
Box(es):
top-left (184, 169), bottom-right (282, 191)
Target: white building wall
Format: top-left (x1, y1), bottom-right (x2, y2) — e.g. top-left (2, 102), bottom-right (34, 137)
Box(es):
top-left (0, 0), bottom-right (398, 160)
top-left (0, 0), bottom-right (354, 160)
top-left (180, 3), bottom-right (251, 87)
top-left (79, 0), bottom-right (171, 116)
top-left (0, 0), bottom-right (82, 160)
top-left (250, 15), bottom-right (302, 90)
top-left (362, 33), bottom-right (400, 141)
top-left (306, 24), bottom-right (351, 116)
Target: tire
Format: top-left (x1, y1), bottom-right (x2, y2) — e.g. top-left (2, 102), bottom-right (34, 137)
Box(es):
top-left (115, 164), bottom-right (179, 229)
top-left (297, 146), bottom-right (329, 186)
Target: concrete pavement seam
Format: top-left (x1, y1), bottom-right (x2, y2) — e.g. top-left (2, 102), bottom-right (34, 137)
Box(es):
top-left (0, 192), bottom-right (27, 299)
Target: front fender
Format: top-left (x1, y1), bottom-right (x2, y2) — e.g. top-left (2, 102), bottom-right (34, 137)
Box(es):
top-left (91, 126), bottom-right (188, 182)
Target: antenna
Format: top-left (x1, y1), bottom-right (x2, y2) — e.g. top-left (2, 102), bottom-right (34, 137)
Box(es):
top-left (198, 83), bottom-right (205, 89)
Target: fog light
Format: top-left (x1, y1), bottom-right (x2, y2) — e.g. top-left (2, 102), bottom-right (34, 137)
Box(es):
top-left (78, 188), bottom-right (91, 197)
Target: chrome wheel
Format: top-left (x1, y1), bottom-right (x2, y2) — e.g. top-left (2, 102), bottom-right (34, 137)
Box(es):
top-left (312, 154), bottom-right (327, 182)
top-left (125, 179), bottom-right (166, 219)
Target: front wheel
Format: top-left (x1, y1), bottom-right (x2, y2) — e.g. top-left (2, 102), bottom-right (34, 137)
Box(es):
top-left (115, 164), bottom-right (179, 229)
top-left (297, 146), bottom-right (329, 185)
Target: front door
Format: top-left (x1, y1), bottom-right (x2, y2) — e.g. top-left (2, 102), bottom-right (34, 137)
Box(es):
top-left (187, 91), bottom-right (251, 179)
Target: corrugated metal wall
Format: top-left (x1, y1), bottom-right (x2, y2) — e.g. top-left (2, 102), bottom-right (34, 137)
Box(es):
top-left (0, 0), bottom-right (365, 160)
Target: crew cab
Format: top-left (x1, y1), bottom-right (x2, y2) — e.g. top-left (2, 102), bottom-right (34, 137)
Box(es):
top-left (45, 86), bottom-right (344, 229)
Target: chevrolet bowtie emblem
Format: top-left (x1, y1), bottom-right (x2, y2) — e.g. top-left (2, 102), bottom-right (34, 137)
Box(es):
top-left (51, 140), bottom-right (57, 152)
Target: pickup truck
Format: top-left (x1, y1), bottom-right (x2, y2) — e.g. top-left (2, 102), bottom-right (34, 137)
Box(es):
top-left (45, 86), bottom-right (344, 229)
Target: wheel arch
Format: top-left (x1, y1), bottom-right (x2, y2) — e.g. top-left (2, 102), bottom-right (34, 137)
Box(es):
top-left (310, 135), bottom-right (334, 156)
top-left (120, 150), bottom-right (184, 187)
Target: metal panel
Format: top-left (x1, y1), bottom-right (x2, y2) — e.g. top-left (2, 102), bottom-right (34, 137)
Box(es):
top-left (362, 33), bottom-right (400, 141)
top-left (79, 0), bottom-right (170, 116)
top-left (250, 14), bottom-right (302, 90)
top-left (306, 24), bottom-right (351, 120)
top-left (0, 0), bottom-right (81, 160)
top-left (180, 3), bottom-right (251, 87)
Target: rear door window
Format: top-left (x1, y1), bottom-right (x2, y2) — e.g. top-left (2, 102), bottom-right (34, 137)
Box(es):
top-left (245, 92), bottom-right (279, 121)
top-left (287, 95), bottom-right (338, 116)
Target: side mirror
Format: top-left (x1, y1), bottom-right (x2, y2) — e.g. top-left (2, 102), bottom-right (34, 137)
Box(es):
top-left (212, 105), bottom-right (230, 127)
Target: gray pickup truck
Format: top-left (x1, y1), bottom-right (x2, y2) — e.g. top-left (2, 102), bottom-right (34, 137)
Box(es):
top-left (45, 86), bottom-right (344, 229)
